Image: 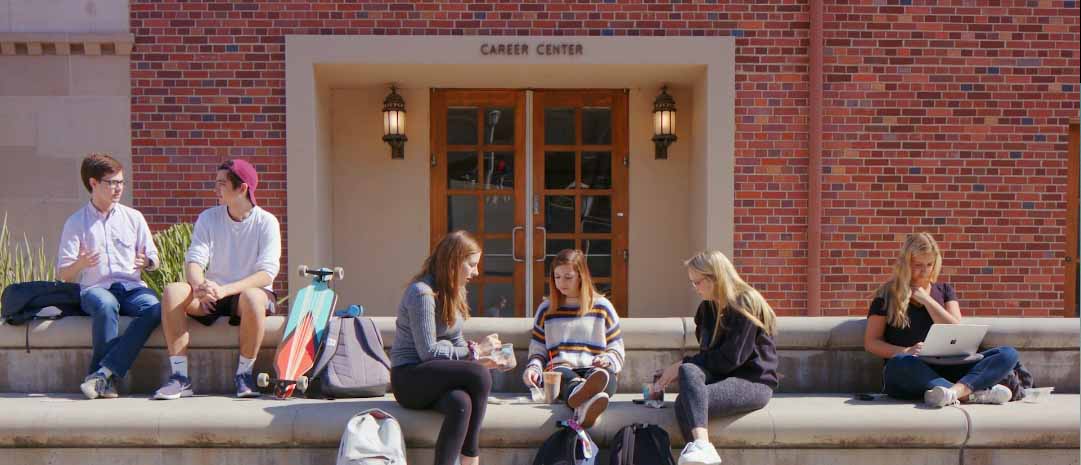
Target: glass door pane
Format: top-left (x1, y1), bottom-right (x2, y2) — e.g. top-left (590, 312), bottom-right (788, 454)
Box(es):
top-left (431, 90), bottom-right (527, 316)
top-left (532, 90), bottom-right (629, 316)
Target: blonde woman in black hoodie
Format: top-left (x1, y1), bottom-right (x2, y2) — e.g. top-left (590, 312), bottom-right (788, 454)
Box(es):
top-left (654, 250), bottom-right (778, 465)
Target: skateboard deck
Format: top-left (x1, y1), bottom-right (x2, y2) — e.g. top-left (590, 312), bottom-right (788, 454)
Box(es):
top-left (270, 277), bottom-right (337, 398)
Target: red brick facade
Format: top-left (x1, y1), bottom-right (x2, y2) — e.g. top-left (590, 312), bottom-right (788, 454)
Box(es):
top-left (130, 1), bottom-right (1080, 316)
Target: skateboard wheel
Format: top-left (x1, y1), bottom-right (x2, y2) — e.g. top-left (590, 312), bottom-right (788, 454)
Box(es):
top-left (297, 375), bottom-right (309, 393)
top-left (334, 267), bottom-right (344, 280)
top-left (256, 372), bottom-right (269, 388)
top-left (298, 265), bottom-right (309, 277)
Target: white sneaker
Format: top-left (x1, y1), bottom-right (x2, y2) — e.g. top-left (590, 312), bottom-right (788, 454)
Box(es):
top-left (924, 386), bottom-right (959, 408)
top-left (966, 384), bottom-right (1012, 405)
top-left (678, 440), bottom-right (722, 465)
top-left (575, 392), bottom-right (609, 428)
top-left (567, 370), bottom-right (609, 409)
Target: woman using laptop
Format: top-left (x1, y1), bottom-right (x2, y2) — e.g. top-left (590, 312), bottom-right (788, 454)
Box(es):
top-left (864, 232), bottom-right (1020, 407)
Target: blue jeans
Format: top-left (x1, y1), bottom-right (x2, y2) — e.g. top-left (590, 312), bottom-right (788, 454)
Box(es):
top-left (81, 283), bottom-right (162, 378)
top-left (882, 346), bottom-right (1020, 400)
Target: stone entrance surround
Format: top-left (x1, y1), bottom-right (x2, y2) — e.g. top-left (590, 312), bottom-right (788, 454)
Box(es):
top-left (0, 316), bottom-right (1077, 464)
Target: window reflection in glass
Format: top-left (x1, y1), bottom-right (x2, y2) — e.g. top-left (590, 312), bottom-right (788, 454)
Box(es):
top-left (482, 282), bottom-right (515, 317)
top-left (580, 196), bottom-right (611, 233)
top-left (448, 107), bottom-right (478, 145)
top-left (545, 196), bottom-right (575, 233)
top-left (448, 151), bottom-right (478, 189)
top-left (581, 152), bottom-right (611, 190)
top-left (544, 108), bottom-right (575, 145)
top-left (582, 107), bottom-right (612, 145)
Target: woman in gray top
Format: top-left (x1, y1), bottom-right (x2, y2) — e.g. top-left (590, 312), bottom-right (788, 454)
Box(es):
top-left (390, 231), bottom-right (500, 465)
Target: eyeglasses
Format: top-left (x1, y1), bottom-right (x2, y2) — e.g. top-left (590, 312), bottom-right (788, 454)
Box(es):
top-left (101, 179), bottom-right (124, 188)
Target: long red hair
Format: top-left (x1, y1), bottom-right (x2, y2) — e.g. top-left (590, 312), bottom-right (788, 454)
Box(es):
top-left (412, 231), bottom-right (481, 326)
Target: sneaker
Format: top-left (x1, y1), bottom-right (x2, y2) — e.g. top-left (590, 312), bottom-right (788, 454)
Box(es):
top-left (677, 440), bottom-right (723, 465)
top-left (575, 392), bottom-right (609, 429)
top-left (235, 372), bottom-right (260, 398)
top-left (101, 375), bottom-right (119, 399)
top-left (966, 384), bottom-right (1012, 405)
top-left (79, 372), bottom-right (108, 400)
top-left (923, 386), bottom-right (959, 408)
top-left (153, 374), bottom-right (193, 400)
top-left (567, 369), bottom-right (609, 409)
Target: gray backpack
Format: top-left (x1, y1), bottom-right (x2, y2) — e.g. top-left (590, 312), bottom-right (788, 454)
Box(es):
top-left (308, 315), bottom-right (392, 399)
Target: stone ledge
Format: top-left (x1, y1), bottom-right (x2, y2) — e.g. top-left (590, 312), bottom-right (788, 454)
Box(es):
top-left (0, 33), bottom-right (134, 56)
top-left (0, 393), bottom-right (1075, 449)
top-left (2, 316), bottom-right (1077, 351)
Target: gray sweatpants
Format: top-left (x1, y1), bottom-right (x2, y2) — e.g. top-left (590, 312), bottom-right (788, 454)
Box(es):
top-left (674, 363), bottom-right (772, 442)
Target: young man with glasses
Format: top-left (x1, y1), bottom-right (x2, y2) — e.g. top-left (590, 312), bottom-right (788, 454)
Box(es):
top-left (57, 153), bottom-right (162, 399)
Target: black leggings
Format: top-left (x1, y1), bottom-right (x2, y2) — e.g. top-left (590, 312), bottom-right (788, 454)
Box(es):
top-left (392, 360), bottom-right (492, 465)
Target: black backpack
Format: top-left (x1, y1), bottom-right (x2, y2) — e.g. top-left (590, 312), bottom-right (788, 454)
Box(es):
top-left (1, 281), bottom-right (81, 325)
top-left (532, 420), bottom-right (599, 465)
top-left (609, 423), bottom-right (676, 465)
top-left (1, 281), bottom-right (82, 352)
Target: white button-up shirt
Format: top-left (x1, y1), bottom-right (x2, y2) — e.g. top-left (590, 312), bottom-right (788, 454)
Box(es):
top-left (56, 202), bottom-right (159, 293)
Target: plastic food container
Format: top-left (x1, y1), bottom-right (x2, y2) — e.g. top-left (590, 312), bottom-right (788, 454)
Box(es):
top-left (1022, 386), bottom-right (1054, 403)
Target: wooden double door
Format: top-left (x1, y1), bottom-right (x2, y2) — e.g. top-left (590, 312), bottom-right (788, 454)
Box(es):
top-left (430, 89), bottom-right (629, 317)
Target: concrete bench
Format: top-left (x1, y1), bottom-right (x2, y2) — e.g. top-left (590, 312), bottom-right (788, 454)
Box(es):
top-left (0, 316), bottom-right (1077, 465)
top-left (0, 393), bottom-right (1076, 465)
top-left (1, 316), bottom-right (1077, 395)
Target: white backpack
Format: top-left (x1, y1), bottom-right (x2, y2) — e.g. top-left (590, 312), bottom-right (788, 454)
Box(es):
top-left (336, 408), bottom-right (407, 465)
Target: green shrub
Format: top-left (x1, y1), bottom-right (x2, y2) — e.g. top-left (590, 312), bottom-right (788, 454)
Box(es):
top-left (0, 213), bottom-right (56, 311)
top-left (142, 223), bottom-right (194, 296)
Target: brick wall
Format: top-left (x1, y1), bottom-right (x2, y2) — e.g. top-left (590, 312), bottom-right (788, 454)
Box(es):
top-left (129, 0), bottom-right (1080, 316)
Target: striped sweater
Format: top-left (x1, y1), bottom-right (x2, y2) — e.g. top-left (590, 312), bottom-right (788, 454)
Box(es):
top-left (526, 296), bottom-right (625, 373)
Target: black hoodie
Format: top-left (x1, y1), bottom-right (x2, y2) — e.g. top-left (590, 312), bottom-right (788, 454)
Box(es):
top-left (682, 300), bottom-right (779, 389)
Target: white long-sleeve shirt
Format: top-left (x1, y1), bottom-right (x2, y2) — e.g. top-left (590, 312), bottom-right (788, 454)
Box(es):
top-left (185, 206), bottom-right (280, 292)
top-left (56, 202), bottom-right (159, 293)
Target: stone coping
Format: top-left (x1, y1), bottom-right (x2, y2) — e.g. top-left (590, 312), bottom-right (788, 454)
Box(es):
top-left (2, 316), bottom-right (1077, 351)
top-left (0, 393), bottom-right (1075, 449)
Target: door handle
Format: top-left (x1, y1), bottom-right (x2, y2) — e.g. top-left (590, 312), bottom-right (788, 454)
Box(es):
top-left (534, 226), bottom-right (547, 262)
top-left (512, 226), bottom-right (525, 262)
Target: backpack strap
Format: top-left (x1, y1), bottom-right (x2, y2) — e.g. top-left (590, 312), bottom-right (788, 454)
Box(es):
top-left (558, 420), bottom-right (596, 461)
top-left (311, 315), bottom-right (344, 378)
top-left (357, 316), bottom-right (392, 369)
top-left (620, 423), bottom-right (635, 465)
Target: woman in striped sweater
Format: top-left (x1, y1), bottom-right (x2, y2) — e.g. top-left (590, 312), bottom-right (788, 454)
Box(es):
top-left (523, 249), bottom-right (625, 428)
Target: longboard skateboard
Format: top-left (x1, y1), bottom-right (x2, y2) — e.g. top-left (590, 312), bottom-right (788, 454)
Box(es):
top-left (257, 265), bottom-right (342, 398)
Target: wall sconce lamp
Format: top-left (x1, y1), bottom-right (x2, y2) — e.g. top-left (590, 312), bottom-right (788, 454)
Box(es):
top-left (652, 85), bottom-right (677, 160)
top-left (382, 85), bottom-right (407, 159)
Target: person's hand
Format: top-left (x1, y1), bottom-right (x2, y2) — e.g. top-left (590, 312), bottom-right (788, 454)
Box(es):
top-left (901, 342), bottom-right (924, 356)
top-left (133, 250), bottom-right (149, 272)
top-left (200, 281), bottom-right (223, 303)
top-left (73, 245), bottom-right (101, 271)
top-left (655, 363), bottom-right (680, 392)
top-left (592, 356), bottom-right (611, 369)
top-left (475, 333), bottom-right (502, 357)
top-left (523, 366), bottom-right (541, 386)
top-left (910, 286), bottom-right (933, 306)
top-left (476, 355), bottom-right (501, 369)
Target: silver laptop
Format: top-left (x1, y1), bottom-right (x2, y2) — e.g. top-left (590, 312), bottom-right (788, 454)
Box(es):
top-left (919, 324), bottom-right (989, 364)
